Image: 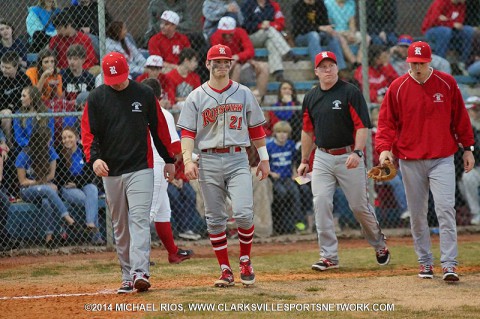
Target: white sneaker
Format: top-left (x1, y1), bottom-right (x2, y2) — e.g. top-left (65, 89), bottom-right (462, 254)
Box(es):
top-left (179, 230), bottom-right (201, 241)
top-left (471, 215), bottom-right (480, 226)
top-left (400, 211), bottom-right (411, 220)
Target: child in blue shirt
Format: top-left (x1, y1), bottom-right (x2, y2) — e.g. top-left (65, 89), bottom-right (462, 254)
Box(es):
top-left (266, 121), bottom-right (303, 234)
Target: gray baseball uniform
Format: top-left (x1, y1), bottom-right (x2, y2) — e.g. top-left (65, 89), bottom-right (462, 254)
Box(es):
top-left (177, 81), bottom-right (265, 233)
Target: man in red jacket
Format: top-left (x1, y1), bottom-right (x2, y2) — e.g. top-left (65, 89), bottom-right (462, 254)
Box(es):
top-left (147, 10), bottom-right (191, 74)
top-left (49, 11), bottom-right (98, 70)
top-left (210, 16), bottom-right (269, 101)
top-left (376, 41), bottom-right (475, 282)
top-left (421, 0), bottom-right (474, 66)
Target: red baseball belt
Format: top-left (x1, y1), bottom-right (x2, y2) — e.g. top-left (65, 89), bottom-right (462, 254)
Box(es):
top-left (201, 147), bottom-right (242, 154)
top-left (318, 145), bottom-right (354, 156)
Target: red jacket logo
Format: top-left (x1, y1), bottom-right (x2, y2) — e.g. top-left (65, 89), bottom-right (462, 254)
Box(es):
top-left (202, 103), bottom-right (243, 127)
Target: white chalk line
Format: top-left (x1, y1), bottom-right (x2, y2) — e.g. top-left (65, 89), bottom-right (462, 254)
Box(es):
top-left (0, 289), bottom-right (117, 300)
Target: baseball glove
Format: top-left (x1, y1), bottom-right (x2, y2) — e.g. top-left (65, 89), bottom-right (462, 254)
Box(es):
top-left (367, 159), bottom-right (397, 182)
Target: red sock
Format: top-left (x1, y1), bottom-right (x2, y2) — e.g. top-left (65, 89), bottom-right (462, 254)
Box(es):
top-left (154, 222), bottom-right (178, 255)
top-left (238, 225), bottom-right (254, 258)
top-left (209, 231), bottom-right (230, 268)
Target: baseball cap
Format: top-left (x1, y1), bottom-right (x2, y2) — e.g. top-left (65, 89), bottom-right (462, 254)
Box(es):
top-left (406, 41), bottom-right (432, 63)
top-left (397, 34), bottom-right (413, 47)
top-left (161, 10), bottom-right (180, 25)
top-left (218, 16), bottom-right (236, 34)
top-left (207, 44), bottom-right (234, 60)
top-left (315, 51), bottom-right (337, 67)
top-left (102, 52), bottom-right (129, 85)
top-left (145, 55), bottom-right (164, 68)
top-left (465, 96), bottom-right (480, 109)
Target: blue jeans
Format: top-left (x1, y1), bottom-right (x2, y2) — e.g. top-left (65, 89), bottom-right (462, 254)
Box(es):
top-left (271, 177), bottom-right (302, 234)
top-left (61, 183), bottom-right (99, 227)
top-left (425, 26), bottom-right (475, 63)
top-left (167, 182), bottom-right (203, 233)
top-left (468, 60), bottom-right (480, 77)
top-left (20, 185), bottom-right (69, 235)
top-left (295, 31), bottom-right (347, 70)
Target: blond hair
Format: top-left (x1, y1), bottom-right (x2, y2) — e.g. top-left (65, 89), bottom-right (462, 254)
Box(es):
top-left (273, 121), bottom-right (292, 135)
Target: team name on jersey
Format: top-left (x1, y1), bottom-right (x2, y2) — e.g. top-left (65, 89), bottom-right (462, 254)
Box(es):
top-left (202, 103), bottom-right (243, 127)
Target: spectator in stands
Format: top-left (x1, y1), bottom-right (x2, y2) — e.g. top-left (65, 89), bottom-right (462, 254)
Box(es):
top-left (57, 126), bottom-right (104, 245)
top-left (370, 106), bottom-right (409, 221)
top-left (148, 10), bottom-right (191, 74)
top-left (49, 11), bottom-right (98, 71)
top-left (60, 44), bottom-right (95, 102)
top-left (241, 0), bottom-right (300, 82)
top-left (0, 19), bottom-right (27, 69)
top-left (72, 91), bottom-right (88, 134)
top-left (291, 0), bottom-right (347, 71)
top-left (421, 0), bottom-right (474, 68)
top-left (66, 0), bottom-right (112, 57)
top-left (266, 121), bottom-right (303, 234)
top-left (145, 0), bottom-right (195, 44)
top-left (264, 80), bottom-right (303, 142)
top-left (15, 126), bottom-right (76, 248)
top-left (354, 44), bottom-right (399, 104)
top-left (0, 52), bottom-right (32, 145)
top-left (106, 21), bottom-right (146, 79)
top-left (390, 34), bottom-right (452, 76)
top-left (210, 16), bottom-right (269, 100)
top-left (467, 31), bottom-right (480, 78)
top-left (164, 48), bottom-right (201, 110)
top-left (366, 0), bottom-right (398, 47)
top-left (0, 135), bottom-right (18, 251)
top-left (13, 86), bottom-right (54, 149)
top-left (203, 0), bottom-right (244, 40)
top-left (26, 0), bottom-right (61, 53)
top-left (324, 0), bottom-right (364, 66)
top-left (135, 55), bottom-right (172, 109)
top-left (168, 158), bottom-right (205, 241)
top-left (459, 96), bottom-right (480, 225)
top-left (26, 48), bottom-right (62, 101)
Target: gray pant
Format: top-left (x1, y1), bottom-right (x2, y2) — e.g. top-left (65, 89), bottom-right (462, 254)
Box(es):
top-left (103, 168), bottom-right (153, 281)
top-left (198, 151), bottom-right (254, 234)
top-left (249, 27), bottom-right (291, 74)
top-left (312, 150), bottom-right (385, 263)
top-left (400, 156), bottom-right (457, 267)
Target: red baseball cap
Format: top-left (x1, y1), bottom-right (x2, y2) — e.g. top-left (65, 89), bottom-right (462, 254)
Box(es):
top-left (315, 51), bottom-right (337, 67)
top-left (207, 44), bottom-right (234, 60)
top-left (406, 41), bottom-right (432, 63)
top-left (102, 52), bottom-right (129, 85)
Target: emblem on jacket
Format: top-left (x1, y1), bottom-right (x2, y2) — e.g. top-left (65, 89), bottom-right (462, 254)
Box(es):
top-left (433, 93), bottom-right (444, 103)
top-left (132, 102), bottom-right (142, 112)
top-left (332, 100), bottom-right (342, 109)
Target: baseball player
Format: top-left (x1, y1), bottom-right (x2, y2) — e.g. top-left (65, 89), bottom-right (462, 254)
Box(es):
top-left (297, 51), bottom-right (390, 271)
top-left (177, 44), bottom-right (270, 287)
top-left (81, 52), bottom-right (176, 294)
top-left (141, 78), bottom-right (194, 264)
top-left (376, 41), bottom-right (475, 282)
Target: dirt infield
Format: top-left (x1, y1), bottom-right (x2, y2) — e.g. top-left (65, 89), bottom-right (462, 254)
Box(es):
top-left (1, 234), bottom-right (480, 319)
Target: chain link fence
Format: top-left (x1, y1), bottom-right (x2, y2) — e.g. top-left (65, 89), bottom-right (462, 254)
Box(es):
top-left (1, 0), bottom-right (479, 251)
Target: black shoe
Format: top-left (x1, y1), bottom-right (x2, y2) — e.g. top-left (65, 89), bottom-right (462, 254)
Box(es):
top-left (45, 237), bottom-right (57, 249)
top-left (273, 70), bottom-right (286, 82)
top-left (376, 247), bottom-right (391, 266)
top-left (284, 51), bottom-right (300, 63)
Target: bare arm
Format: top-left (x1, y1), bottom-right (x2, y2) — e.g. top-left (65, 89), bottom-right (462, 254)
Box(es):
top-left (297, 130), bottom-right (315, 176)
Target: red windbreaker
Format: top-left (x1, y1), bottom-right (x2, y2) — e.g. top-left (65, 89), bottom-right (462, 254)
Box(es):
top-left (421, 0), bottom-right (466, 34)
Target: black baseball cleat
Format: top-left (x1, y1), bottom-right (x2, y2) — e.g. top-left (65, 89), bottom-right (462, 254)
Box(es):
top-left (376, 247), bottom-right (391, 266)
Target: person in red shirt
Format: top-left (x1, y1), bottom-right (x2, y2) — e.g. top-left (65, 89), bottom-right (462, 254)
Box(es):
top-left (210, 16), bottom-right (269, 101)
top-left (49, 11), bottom-right (98, 71)
top-left (353, 44), bottom-right (399, 104)
top-left (421, 0), bottom-right (474, 65)
top-left (135, 55), bottom-right (172, 109)
top-left (164, 48), bottom-right (201, 110)
top-left (376, 41), bottom-right (475, 282)
top-left (147, 10), bottom-right (191, 74)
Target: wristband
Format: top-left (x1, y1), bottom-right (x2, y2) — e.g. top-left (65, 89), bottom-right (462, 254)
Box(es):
top-left (257, 146), bottom-right (269, 161)
top-left (192, 153), bottom-right (199, 162)
top-left (301, 159), bottom-right (308, 164)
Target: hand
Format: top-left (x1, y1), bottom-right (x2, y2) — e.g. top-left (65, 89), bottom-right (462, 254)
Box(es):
top-left (227, 2), bottom-right (239, 12)
top-left (93, 159), bottom-right (109, 177)
top-left (297, 163), bottom-right (309, 177)
top-left (453, 22), bottom-right (463, 30)
top-left (42, 68), bottom-right (54, 78)
top-left (172, 178), bottom-right (183, 189)
top-left (379, 150), bottom-right (394, 165)
top-left (164, 163), bottom-right (175, 182)
top-left (281, 94), bottom-right (292, 103)
top-left (256, 160), bottom-right (270, 180)
top-left (345, 153), bottom-right (361, 169)
top-left (64, 182), bottom-right (76, 189)
top-left (463, 151), bottom-right (475, 173)
top-left (261, 21), bottom-right (270, 29)
top-left (80, 27), bottom-right (91, 34)
top-left (184, 161), bottom-right (199, 180)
